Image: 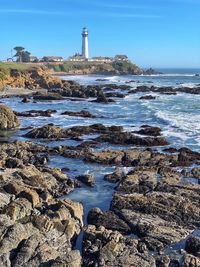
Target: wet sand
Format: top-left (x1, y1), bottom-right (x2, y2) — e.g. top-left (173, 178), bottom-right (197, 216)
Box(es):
top-left (0, 87), bottom-right (47, 98)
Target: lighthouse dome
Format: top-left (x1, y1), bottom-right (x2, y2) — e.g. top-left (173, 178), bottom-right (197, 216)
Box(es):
top-left (83, 27), bottom-right (88, 32)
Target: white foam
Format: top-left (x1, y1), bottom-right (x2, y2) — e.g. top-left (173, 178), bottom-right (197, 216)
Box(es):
top-left (179, 83), bottom-right (199, 88)
top-left (156, 111), bottom-right (200, 133)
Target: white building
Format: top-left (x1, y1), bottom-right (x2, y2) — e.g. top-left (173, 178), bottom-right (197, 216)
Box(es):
top-left (82, 27), bottom-right (89, 60)
top-left (90, 57), bottom-right (114, 63)
top-left (68, 53), bottom-right (85, 62)
top-left (42, 56), bottom-right (64, 62)
top-left (68, 27), bottom-right (131, 63)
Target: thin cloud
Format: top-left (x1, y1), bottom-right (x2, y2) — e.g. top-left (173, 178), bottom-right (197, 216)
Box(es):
top-left (107, 13), bottom-right (162, 19)
top-left (92, 3), bottom-right (155, 10)
top-left (0, 8), bottom-right (162, 19)
top-left (0, 9), bottom-right (63, 15)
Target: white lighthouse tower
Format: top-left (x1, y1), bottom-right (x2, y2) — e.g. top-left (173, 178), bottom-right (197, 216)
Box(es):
top-left (82, 27), bottom-right (89, 60)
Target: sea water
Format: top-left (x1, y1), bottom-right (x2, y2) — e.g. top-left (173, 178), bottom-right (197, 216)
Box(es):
top-left (1, 69), bottom-right (200, 219)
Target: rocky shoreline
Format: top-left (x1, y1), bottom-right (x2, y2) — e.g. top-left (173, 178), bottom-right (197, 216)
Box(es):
top-left (0, 71), bottom-right (200, 266)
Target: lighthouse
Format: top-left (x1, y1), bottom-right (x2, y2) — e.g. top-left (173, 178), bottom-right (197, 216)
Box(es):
top-left (82, 27), bottom-right (89, 60)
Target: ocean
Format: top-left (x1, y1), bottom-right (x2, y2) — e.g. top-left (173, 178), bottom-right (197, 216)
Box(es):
top-left (0, 69), bottom-right (199, 224)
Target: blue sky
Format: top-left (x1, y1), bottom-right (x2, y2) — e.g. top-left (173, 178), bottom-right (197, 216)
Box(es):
top-left (0, 0), bottom-right (200, 68)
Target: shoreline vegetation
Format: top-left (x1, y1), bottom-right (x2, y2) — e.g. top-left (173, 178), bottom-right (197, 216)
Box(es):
top-left (0, 60), bottom-right (159, 78)
top-left (0, 61), bottom-right (200, 266)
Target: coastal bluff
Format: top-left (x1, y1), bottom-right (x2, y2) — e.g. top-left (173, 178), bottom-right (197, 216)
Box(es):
top-left (0, 64), bottom-right (64, 91)
top-left (0, 62), bottom-right (159, 92)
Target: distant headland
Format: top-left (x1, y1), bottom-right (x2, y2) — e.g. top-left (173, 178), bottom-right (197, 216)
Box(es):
top-left (1, 27), bottom-right (160, 76)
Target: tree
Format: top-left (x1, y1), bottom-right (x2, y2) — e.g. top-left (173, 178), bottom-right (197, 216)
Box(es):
top-left (13, 47), bottom-right (25, 62)
top-left (22, 51), bottom-right (31, 62)
top-left (13, 46), bottom-right (31, 62)
top-left (41, 57), bottom-right (49, 62)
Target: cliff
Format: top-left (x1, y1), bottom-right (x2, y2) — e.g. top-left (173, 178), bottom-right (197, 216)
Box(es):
top-left (0, 63), bottom-right (63, 91)
top-left (47, 61), bottom-right (144, 75)
top-left (0, 62), bottom-right (160, 92)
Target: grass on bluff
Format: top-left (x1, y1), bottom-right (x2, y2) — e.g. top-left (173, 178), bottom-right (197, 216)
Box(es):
top-left (0, 62), bottom-right (39, 80)
top-left (47, 61), bottom-right (96, 72)
top-left (47, 60), bottom-right (140, 73)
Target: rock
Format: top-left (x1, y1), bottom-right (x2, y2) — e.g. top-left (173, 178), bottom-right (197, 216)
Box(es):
top-left (96, 131), bottom-right (168, 146)
top-left (95, 78), bottom-right (107, 81)
top-left (87, 208), bottom-right (131, 234)
top-left (0, 140), bottom-right (48, 166)
top-left (0, 189), bottom-right (83, 267)
top-left (15, 109), bottom-right (57, 117)
top-left (135, 125), bottom-right (162, 136)
top-left (21, 96), bottom-right (30, 103)
top-left (182, 254), bottom-right (200, 267)
top-left (111, 191), bottom-right (200, 228)
top-left (139, 95), bottom-right (156, 100)
top-left (84, 148), bottom-right (153, 166)
top-left (82, 225), bottom-right (156, 267)
top-left (114, 209), bottom-right (190, 251)
top-left (61, 110), bottom-right (96, 118)
top-left (105, 92), bottom-right (125, 98)
top-left (24, 124), bottom-right (66, 139)
top-left (163, 147), bottom-right (178, 153)
top-left (155, 256), bottom-right (170, 267)
top-left (0, 140), bottom-right (83, 266)
top-left (5, 157), bottom-right (23, 168)
top-left (6, 197), bottom-right (33, 221)
top-left (33, 92), bottom-right (64, 101)
top-left (85, 149), bottom-right (125, 165)
top-left (104, 168), bottom-right (125, 183)
top-left (43, 250), bottom-right (82, 267)
top-left (76, 173), bottom-right (95, 187)
top-left (144, 68), bottom-right (162, 75)
top-left (24, 123), bottom-right (123, 140)
top-left (0, 105), bottom-right (20, 130)
top-left (0, 192), bottom-right (13, 209)
top-left (117, 169), bottom-right (157, 194)
top-left (176, 147), bottom-right (200, 166)
top-left (185, 236), bottom-right (200, 256)
top-left (92, 90), bottom-right (108, 103)
top-left (91, 90), bottom-right (115, 103)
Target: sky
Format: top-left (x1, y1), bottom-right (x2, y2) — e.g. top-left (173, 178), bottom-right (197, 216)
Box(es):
top-left (0, 0), bottom-right (200, 68)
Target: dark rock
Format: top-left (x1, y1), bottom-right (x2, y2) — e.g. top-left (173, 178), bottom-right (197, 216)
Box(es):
top-left (139, 95), bottom-right (156, 100)
top-left (144, 68), bottom-right (162, 75)
top-left (105, 92), bottom-right (125, 98)
top-left (185, 236), bottom-right (200, 256)
top-left (96, 131), bottom-right (168, 146)
top-left (104, 168), bottom-right (125, 183)
top-left (163, 147), bottom-right (178, 153)
top-left (95, 79), bottom-right (107, 81)
top-left (87, 208), bottom-right (131, 234)
top-left (95, 90), bottom-right (108, 102)
top-left (24, 123), bottom-right (123, 140)
top-left (33, 92), bottom-right (64, 101)
top-left (5, 158), bottom-right (23, 168)
top-left (15, 109), bottom-right (57, 117)
top-left (21, 96), bottom-right (30, 103)
top-left (177, 147), bottom-right (200, 166)
top-left (24, 124), bottom-right (66, 139)
top-left (91, 90), bottom-right (115, 103)
top-left (125, 80), bottom-right (135, 83)
top-left (61, 110), bottom-right (96, 118)
top-left (135, 126), bottom-right (162, 136)
top-left (75, 173), bottom-right (95, 187)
